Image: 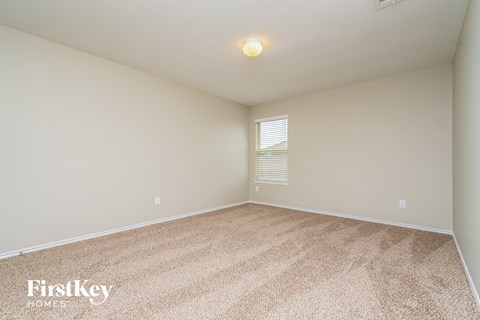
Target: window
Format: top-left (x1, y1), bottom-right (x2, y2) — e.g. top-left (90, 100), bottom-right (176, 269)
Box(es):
top-left (255, 115), bottom-right (288, 184)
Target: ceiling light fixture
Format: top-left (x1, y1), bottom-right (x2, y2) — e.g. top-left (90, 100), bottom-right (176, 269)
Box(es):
top-left (243, 39), bottom-right (263, 57)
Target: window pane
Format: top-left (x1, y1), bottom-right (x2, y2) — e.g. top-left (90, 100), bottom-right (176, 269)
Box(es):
top-left (256, 117), bottom-right (288, 181)
top-left (258, 119), bottom-right (288, 150)
top-left (256, 151), bottom-right (288, 181)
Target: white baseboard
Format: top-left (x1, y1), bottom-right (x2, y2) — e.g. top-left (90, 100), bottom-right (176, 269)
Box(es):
top-left (0, 201), bottom-right (249, 260)
top-left (452, 233), bottom-right (480, 313)
top-left (248, 200), bottom-right (452, 235)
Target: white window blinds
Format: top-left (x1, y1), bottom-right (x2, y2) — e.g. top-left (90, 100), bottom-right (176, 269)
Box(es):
top-left (255, 116), bottom-right (288, 183)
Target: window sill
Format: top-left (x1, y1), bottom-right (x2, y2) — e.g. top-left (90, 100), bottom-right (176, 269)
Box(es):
top-left (254, 179), bottom-right (289, 185)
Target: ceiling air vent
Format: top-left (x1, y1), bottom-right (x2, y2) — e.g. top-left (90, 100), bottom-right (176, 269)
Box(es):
top-left (374, 0), bottom-right (404, 10)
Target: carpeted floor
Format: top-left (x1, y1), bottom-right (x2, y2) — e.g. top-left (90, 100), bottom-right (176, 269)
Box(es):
top-left (1, 204), bottom-right (479, 319)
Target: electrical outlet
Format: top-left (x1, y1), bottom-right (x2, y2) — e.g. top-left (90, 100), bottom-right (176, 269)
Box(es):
top-left (255, 186), bottom-right (260, 192)
top-left (399, 200), bottom-right (406, 209)
top-left (155, 197), bottom-right (161, 206)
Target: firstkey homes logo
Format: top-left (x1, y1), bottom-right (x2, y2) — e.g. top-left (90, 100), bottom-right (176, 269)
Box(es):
top-left (27, 280), bottom-right (113, 308)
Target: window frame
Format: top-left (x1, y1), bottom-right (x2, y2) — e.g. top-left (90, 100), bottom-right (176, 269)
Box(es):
top-left (254, 115), bottom-right (289, 185)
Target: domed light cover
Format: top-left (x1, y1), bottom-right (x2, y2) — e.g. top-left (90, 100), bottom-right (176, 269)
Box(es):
top-left (243, 39), bottom-right (263, 57)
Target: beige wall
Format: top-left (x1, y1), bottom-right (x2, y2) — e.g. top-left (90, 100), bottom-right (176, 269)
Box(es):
top-left (0, 26), bottom-right (249, 255)
top-left (453, 0), bottom-right (480, 302)
top-left (249, 65), bottom-right (453, 230)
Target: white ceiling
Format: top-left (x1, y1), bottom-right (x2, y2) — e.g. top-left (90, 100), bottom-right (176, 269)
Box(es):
top-left (0, 0), bottom-right (470, 106)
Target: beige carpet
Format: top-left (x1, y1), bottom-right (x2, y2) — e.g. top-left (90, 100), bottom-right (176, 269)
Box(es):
top-left (1, 204), bottom-right (479, 319)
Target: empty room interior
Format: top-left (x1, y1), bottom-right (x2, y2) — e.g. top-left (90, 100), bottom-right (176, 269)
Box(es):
top-left (1, 0), bottom-right (479, 319)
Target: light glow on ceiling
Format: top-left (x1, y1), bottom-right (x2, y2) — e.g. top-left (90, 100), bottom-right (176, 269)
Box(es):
top-left (243, 39), bottom-right (263, 57)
